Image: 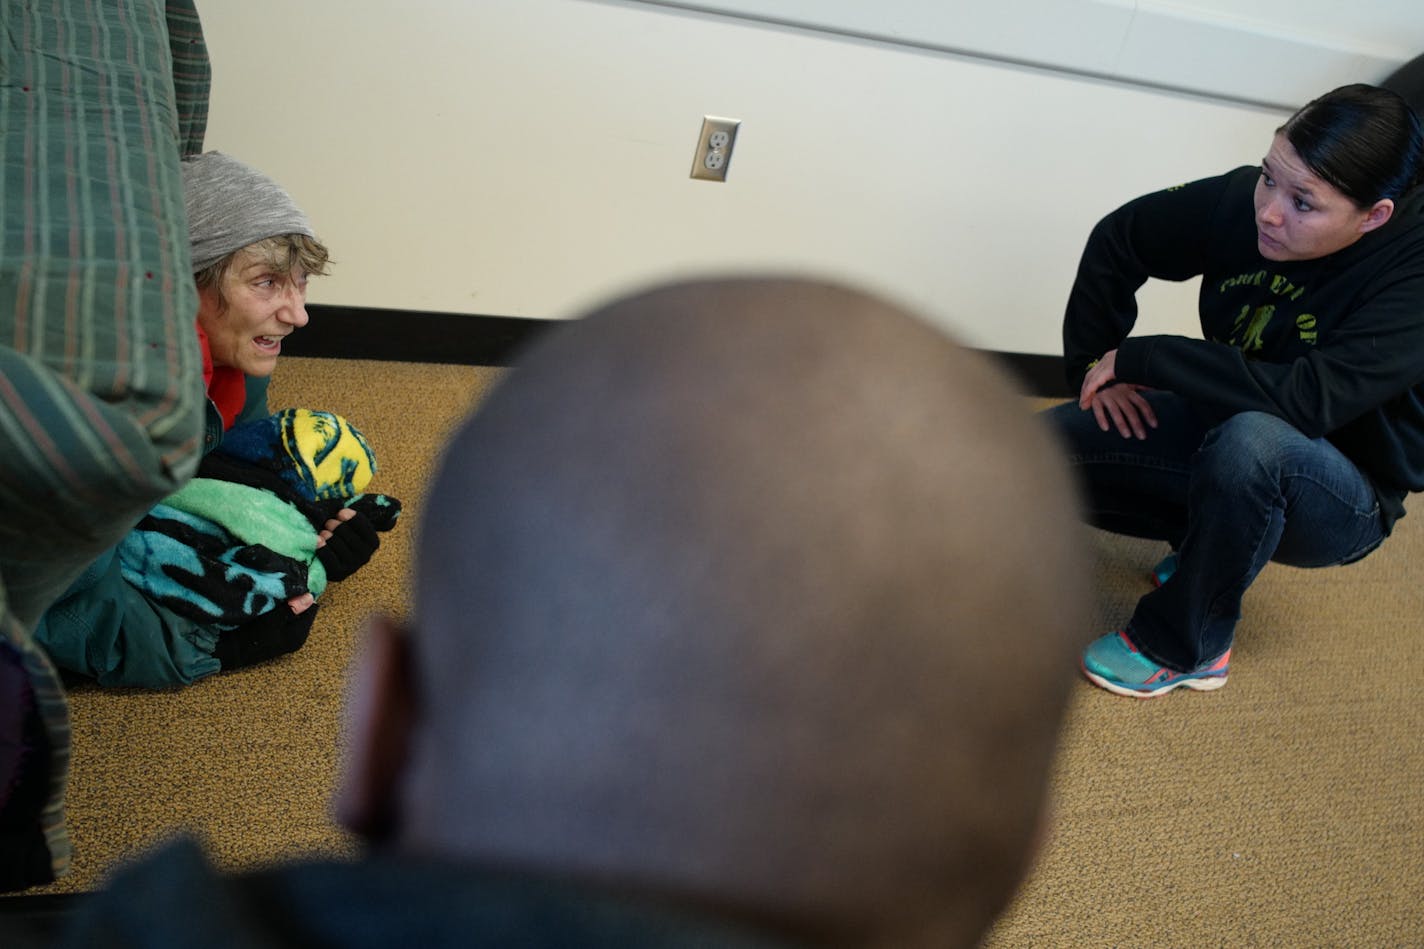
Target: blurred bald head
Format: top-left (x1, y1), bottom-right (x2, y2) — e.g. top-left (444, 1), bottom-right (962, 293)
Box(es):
top-left (401, 278), bottom-right (1087, 945)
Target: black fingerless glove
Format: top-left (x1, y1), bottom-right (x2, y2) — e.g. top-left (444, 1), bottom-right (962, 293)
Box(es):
top-left (315, 511), bottom-right (380, 582)
top-left (214, 603), bottom-right (320, 671)
top-left (348, 493), bottom-right (402, 531)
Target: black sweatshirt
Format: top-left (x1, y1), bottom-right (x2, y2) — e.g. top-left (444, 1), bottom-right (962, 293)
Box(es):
top-left (1063, 165), bottom-right (1424, 530)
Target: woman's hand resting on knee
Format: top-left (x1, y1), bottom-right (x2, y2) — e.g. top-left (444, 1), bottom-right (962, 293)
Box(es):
top-left (1079, 350), bottom-right (1159, 439)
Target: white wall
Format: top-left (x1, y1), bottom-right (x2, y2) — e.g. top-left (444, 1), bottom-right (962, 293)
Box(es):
top-left (194, 0), bottom-right (1422, 355)
top-left (639, 0), bottom-right (1420, 109)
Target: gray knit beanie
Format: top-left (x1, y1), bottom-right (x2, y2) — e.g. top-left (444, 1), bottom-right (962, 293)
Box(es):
top-left (183, 151), bottom-right (316, 272)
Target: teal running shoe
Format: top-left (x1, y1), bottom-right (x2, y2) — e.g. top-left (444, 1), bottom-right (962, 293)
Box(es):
top-left (1081, 630), bottom-right (1229, 698)
top-left (1151, 552), bottom-right (1178, 587)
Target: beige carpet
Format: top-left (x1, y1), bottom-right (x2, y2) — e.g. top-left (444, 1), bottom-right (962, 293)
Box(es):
top-left (12, 364), bottom-right (1424, 946)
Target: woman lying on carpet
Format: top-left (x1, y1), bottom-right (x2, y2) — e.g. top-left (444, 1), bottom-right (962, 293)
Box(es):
top-left (34, 153), bottom-right (398, 688)
top-left (1047, 83), bottom-right (1424, 697)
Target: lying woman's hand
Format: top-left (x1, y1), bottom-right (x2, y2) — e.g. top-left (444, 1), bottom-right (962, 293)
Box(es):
top-left (315, 508), bottom-right (381, 582)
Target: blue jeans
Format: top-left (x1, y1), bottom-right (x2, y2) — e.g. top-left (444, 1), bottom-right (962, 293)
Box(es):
top-left (1046, 392), bottom-right (1387, 671)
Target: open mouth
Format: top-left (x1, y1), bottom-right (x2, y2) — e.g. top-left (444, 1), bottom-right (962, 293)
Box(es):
top-left (255, 334), bottom-right (283, 354)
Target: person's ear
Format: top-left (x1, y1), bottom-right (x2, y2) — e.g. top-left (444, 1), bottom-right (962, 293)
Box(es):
top-left (1359, 198), bottom-right (1395, 235)
top-left (195, 278), bottom-right (224, 325)
top-left (332, 614), bottom-right (417, 843)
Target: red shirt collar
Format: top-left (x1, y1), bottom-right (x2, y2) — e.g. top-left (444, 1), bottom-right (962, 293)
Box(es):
top-left (196, 321), bottom-right (247, 430)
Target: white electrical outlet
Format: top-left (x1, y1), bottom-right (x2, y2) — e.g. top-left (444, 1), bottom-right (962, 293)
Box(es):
top-left (691, 116), bottom-right (740, 182)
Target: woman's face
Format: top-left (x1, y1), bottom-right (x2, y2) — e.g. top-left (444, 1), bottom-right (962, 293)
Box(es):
top-left (197, 246), bottom-right (310, 377)
top-left (1253, 133), bottom-right (1393, 262)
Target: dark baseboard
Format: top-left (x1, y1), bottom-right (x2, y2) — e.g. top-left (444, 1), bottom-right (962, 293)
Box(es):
top-left (297, 305), bottom-right (1072, 398)
top-left (293, 305), bottom-right (552, 367)
top-left (993, 351), bottom-right (1072, 399)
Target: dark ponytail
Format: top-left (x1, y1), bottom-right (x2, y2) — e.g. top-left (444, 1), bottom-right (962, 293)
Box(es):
top-left (1281, 83), bottom-right (1423, 206)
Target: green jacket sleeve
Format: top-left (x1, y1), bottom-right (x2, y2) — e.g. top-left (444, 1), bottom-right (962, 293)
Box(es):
top-left (32, 549), bottom-right (221, 688)
top-left (237, 374), bottom-right (271, 426)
